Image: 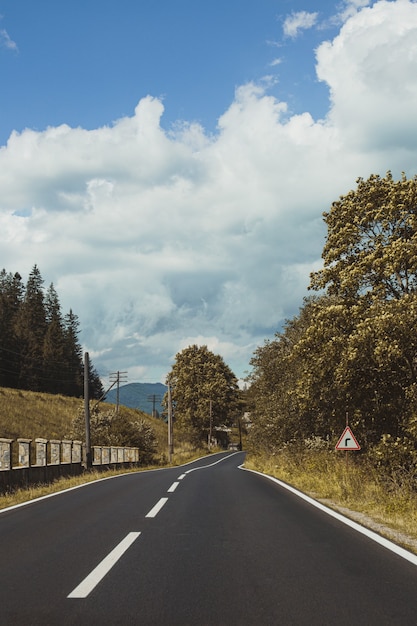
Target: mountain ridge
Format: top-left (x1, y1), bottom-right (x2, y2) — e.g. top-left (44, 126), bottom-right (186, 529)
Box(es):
top-left (103, 382), bottom-right (167, 416)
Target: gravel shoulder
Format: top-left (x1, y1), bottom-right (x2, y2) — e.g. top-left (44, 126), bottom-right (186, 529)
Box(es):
top-left (319, 497), bottom-right (417, 554)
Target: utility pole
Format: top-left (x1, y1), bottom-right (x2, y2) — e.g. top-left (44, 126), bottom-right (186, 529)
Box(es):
top-left (84, 352), bottom-right (92, 469)
top-left (237, 416), bottom-right (243, 451)
top-left (167, 380), bottom-right (174, 462)
top-left (109, 371), bottom-right (128, 414)
top-left (208, 399), bottom-right (213, 449)
top-left (147, 394), bottom-right (161, 418)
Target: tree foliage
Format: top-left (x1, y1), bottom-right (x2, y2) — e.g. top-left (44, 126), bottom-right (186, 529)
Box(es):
top-left (310, 172), bottom-right (417, 300)
top-left (70, 407), bottom-right (157, 464)
top-left (248, 172), bottom-right (417, 470)
top-left (0, 265), bottom-right (103, 398)
top-left (166, 344), bottom-right (240, 444)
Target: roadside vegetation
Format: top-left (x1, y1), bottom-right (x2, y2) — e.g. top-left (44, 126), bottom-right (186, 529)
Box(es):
top-left (0, 385), bottom-right (167, 454)
top-left (246, 172), bottom-right (417, 552)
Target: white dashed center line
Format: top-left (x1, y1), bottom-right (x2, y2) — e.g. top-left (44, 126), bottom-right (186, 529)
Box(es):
top-left (146, 497), bottom-right (169, 518)
top-left (67, 532), bottom-right (141, 599)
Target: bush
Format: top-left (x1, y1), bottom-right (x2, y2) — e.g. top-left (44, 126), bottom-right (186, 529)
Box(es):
top-left (368, 433), bottom-right (417, 492)
top-left (69, 406), bottom-right (157, 465)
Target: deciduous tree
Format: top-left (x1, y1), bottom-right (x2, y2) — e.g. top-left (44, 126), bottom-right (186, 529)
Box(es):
top-left (248, 172), bottom-right (417, 459)
top-left (166, 345), bottom-right (240, 444)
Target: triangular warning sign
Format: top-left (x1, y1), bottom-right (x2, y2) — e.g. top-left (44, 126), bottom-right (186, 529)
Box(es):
top-left (335, 426), bottom-right (361, 450)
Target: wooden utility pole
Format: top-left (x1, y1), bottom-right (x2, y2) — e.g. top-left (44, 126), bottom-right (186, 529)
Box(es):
top-left (84, 352), bottom-right (92, 469)
top-left (147, 394), bottom-right (161, 418)
top-left (208, 399), bottom-right (213, 449)
top-left (109, 371), bottom-right (128, 414)
top-left (167, 380), bottom-right (174, 462)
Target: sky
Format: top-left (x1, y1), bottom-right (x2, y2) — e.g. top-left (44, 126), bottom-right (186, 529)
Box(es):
top-left (1, 0), bottom-right (417, 386)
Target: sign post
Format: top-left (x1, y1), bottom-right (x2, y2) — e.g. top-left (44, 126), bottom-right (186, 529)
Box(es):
top-left (335, 426), bottom-right (361, 451)
top-left (335, 413), bottom-right (360, 471)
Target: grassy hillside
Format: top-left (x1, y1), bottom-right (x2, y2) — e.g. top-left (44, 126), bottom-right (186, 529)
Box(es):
top-left (0, 386), bottom-right (168, 455)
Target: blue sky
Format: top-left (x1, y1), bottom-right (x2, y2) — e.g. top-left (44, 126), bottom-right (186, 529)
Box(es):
top-left (0, 0), bottom-right (338, 143)
top-left (1, 1), bottom-right (417, 385)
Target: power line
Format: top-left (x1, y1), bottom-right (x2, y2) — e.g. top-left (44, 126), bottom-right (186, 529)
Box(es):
top-left (109, 371), bottom-right (128, 414)
top-left (147, 394), bottom-right (162, 418)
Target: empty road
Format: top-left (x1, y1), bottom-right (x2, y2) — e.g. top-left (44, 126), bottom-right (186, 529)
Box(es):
top-left (0, 451), bottom-right (417, 624)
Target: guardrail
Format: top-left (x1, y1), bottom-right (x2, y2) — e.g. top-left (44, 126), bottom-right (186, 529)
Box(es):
top-left (0, 437), bottom-right (140, 493)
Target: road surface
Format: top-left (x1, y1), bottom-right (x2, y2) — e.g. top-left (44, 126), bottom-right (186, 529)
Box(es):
top-left (0, 451), bottom-right (417, 624)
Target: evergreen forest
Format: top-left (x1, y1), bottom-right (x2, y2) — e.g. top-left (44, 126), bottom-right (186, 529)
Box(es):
top-left (0, 265), bottom-right (103, 399)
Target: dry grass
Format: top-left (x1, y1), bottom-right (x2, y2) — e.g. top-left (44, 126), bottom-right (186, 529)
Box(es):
top-left (0, 385), bottom-right (167, 447)
top-left (0, 387), bottom-right (81, 440)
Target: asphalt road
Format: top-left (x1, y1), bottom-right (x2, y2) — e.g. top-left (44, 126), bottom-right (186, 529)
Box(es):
top-left (1, 451), bottom-right (417, 625)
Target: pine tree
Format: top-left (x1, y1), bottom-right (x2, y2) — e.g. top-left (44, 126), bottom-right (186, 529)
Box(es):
top-left (88, 360), bottom-right (105, 400)
top-left (0, 265), bottom-right (103, 398)
top-left (0, 270), bottom-right (24, 388)
top-left (63, 309), bottom-right (84, 396)
top-left (43, 283), bottom-right (66, 394)
top-left (14, 265), bottom-right (47, 391)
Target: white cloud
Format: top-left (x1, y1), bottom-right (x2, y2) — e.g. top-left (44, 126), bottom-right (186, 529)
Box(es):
top-left (0, 28), bottom-right (18, 51)
top-left (316, 0), bottom-right (417, 149)
top-left (1, 1), bottom-right (417, 382)
top-left (283, 11), bottom-right (318, 38)
top-left (335, 0), bottom-right (372, 23)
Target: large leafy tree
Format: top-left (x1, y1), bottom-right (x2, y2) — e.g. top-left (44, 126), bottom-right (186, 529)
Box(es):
top-left (166, 345), bottom-right (240, 444)
top-left (248, 172), bottom-right (417, 457)
top-left (248, 298), bottom-right (318, 451)
top-left (309, 172), bottom-right (417, 439)
top-left (310, 172), bottom-right (417, 300)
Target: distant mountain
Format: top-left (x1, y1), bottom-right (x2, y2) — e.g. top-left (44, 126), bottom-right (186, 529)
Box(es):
top-left (103, 382), bottom-right (167, 417)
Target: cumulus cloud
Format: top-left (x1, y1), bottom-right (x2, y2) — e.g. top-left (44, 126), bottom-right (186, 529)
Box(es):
top-left (334, 0), bottom-right (372, 23)
top-left (283, 11), bottom-right (318, 38)
top-left (316, 0), bottom-right (417, 150)
top-left (1, 1), bottom-right (417, 382)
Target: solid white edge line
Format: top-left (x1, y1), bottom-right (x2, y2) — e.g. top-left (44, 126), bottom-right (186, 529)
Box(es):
top-left (67, 532), bottom-right (141, 599)
top-left (167, 482), bottom-right (179, 493)
top-left (239, 464), bottom-right (417, 568)
top-left (146, 497), bottom-right (169, 518)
